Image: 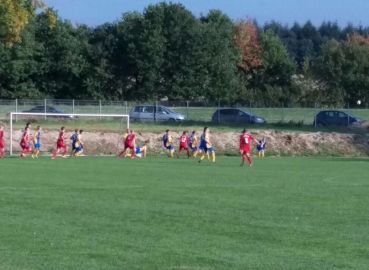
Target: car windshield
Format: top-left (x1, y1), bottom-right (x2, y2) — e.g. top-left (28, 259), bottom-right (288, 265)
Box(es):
top-left (164, 107), bottom-right (177, 114)
top-left (241, 110), bottom-right (253, 117)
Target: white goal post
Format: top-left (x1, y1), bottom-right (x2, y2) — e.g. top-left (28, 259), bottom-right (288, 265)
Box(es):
top-left (9, 112), bottom-right (130, 155)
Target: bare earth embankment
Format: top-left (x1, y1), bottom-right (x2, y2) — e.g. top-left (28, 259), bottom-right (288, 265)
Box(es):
top-left (5, 128), bottom-right (369, 156)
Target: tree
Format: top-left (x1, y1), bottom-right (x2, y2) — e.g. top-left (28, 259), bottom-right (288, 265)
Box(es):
top-left (234, 19), bottom-right (262, 73)
top-left (0, 0), bottom-right (56, 47)
top-left (314, 36), bottom-right (369, 106)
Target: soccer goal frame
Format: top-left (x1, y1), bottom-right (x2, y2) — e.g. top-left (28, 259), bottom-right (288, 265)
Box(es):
top-left (9, 112), bottom-right (130, 155)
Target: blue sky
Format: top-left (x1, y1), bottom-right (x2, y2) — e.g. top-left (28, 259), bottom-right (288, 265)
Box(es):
top-left (46, 0), bottom-right (369, 27)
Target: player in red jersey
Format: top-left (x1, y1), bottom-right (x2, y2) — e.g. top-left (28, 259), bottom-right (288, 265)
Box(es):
top-left (177, 131), bottom-right (190, 158)
top-left (240, 129), bottom-right (259, 167)
top-left (20, 126), bottom-right (32, 158)
top-left (51, 127), bottom-right (69, 159)
top-left (118, 130), bottom-right (137, 158)
top-left (0, 125), bottom-right (5, 158)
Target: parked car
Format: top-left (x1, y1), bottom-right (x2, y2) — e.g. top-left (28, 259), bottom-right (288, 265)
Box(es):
top-left (212, 109), bottom-right (266, 124)
top-left (23, 106), bottom-right (76, 119)
top-left (129, 105), bottom-right (186, 122)
top-left (313, 110), bottom-right (361, 126)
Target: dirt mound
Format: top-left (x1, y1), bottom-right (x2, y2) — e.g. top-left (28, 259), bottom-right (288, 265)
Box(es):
top-left (3, 128), bottom-right (369, 156)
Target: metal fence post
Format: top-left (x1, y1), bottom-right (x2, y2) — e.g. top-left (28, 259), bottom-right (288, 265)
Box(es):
top-left (347, 102), bottom-right (350, 126)
top-left (99, 100), bottom-right (102, 120)
top-left (15, 99), bottom-right (18, 122)
top-left (282, 103), bottom-right (284, 122)
top-left (72, 99), bottom-right (75, 114)
top-left (186, 101), bottom-right (189, 120)
top-left (44, 99), bottom-right (47, 121)
top-left (314, 102), bottom-right (317, 128)
top-left (125, 101), bottom-right (128, 115)
top-left (218, 99), bottom-right (220, 124)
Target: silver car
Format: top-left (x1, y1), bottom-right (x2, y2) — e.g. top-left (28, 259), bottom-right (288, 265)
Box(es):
top-left (130, 105), bottom-right (186, 122)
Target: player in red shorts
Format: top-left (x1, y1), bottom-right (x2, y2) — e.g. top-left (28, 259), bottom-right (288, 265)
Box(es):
top-left (240, 129), bottom-right (259, 167)
top-left (51, 127), bottom-right (69, 159)
top-left (0, 125), bottom-right (5, 158)
top-left (118, 130), bottom-right (137, 158)
top-left (177, 131), bottom-right (190, 158)
top-left (20, 126), bottom-right (32, 158)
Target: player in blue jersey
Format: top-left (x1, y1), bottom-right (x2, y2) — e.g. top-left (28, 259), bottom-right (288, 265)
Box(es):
top-left (134, 145), bottom-right (147, 158)
top-left (70, 129), bottom-right (79, 157)
top-left (189, 131), bottom-right (198, 157)
top-left (74, 130), bottom-right (84, 156)
top-left (257, 137), bottom-right (266, 157)
top-left (198, 127), bottom-right (215, 163)
top-left (31, 126), bottom-right (42, 158)
top-left (163, 129), bottom-right (174, 157)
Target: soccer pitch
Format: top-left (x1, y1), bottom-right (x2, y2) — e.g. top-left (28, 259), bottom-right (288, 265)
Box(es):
top-left (1, 156), bottom-right (368, 269)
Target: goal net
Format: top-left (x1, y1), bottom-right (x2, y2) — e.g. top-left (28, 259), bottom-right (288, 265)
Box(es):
top-left (8, 112), bottom-right (130, 156)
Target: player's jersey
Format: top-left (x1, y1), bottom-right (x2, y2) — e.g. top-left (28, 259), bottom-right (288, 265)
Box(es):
top-left (21, 131), bottom-right (29, 143)
top-left (257, 140), bottom-right (266, 151)
top-left (163, 134), bottom-right (172, 147)
top-left (189, 134), bottom-right (197, 147)
top-left (179, 135), bottom-right (189, 146)
top-left (72, 133), bottom-right (78, 146)
top-left (0, 131), bottom-right (3, 142)
top-left (75, 134), bottom-right (82, 147)
top-left (200, 133), bottom-right (211, 148)
top-left (126, 134), bottom-right (135, 145)
top-left (58, 131), bottom-right (65, 142)
top-left (33, 131), bottom-right (41, 144)
top-left (240, 134), bottom-right (254, 147)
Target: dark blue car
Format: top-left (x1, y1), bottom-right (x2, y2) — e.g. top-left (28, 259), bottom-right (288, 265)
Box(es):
top-left (313, 110), bottom-right (361, 126)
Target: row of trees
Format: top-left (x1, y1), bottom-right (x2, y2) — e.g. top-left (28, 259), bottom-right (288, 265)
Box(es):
top-left (1, 2), bottom-right (369, 106)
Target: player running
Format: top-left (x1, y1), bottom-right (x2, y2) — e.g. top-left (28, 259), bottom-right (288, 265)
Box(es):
top-left (74, 130), bottom-right (84, 156)
top-left (198, 127), bottom-right (215, 163)
top-left (163, 130), bottom-right (174, 157)
top-left (240, 129), bottom-right (259, 167)
top-left (0, 126), bottom-right (5, 158)
top-left (189, 131), bottom-right (199, 157)
top-left (70, 129), bottom-right (79, 157)
top-left (118, 130), bottom-right (136, 158)
top-left (123, 129), bottom-right (131, 157)
top-left (20, 126), bottom-right (31, 158)
top-left (31, 126), bottom-right (42, 158)
top-left (178, 131), bottom-right (190, 158)
top-left (51, 127), bottom-right (68, 159)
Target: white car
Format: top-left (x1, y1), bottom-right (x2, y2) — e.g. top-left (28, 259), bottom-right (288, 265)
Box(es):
top-left (129, 105), bottom-right (186, 122)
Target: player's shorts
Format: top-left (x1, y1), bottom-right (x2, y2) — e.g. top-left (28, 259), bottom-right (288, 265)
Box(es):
top-left (179, 144), bottom-right (188, 150)
top-left (165, 145), bottom-right (174, 151)
top-left (240, 146), bottom-right (251, 154)
top-left (189, 145), bottom-right (197, 151)
top-left (75, 146), bottom-right (83, 152)
top-left (199, 145), bottom-right (214, 153)
top-left (0, 141), bottom-right (4, 149)
top-left (136, 147), bottom-right (141, 155)
top-left (125, 144), bottom-right (134, 150)
top-left (34, 143), bottom-right (41, 150)
top-left (20, 141), bottom-right (31, 150)
top-left (57, 141), bottom-right (67, 149)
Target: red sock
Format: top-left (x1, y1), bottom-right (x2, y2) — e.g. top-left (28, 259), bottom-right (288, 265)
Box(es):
top-left (131, 150), bottom-right (136, 158)
top-left (62, 149), bottom-right (68, 156)
top-left (118, 151), bottom-right (124, 158)
top-left (242, 155), bottom-right (246, 163)
top-left (247, 156), bottom-right (252, 165)
top-left (1, 151), bottom-right (4, 158)
top-left (52, 152), bottom-right (57, 159)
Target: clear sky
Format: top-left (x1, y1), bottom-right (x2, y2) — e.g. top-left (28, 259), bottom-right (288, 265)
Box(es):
top-left (46, 0), bottom-right (369, 27)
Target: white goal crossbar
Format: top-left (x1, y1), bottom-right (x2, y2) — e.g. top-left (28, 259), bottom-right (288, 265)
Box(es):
top-left (9, 112), bottom-right (130, 155)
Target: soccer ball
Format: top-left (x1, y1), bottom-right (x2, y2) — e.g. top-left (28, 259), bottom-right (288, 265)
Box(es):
top-left (357, 100), bottom-right (361, 105)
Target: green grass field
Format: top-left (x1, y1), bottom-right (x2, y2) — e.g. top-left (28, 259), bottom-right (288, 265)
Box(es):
top-left (1, 156), bottom-right (368, 269)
